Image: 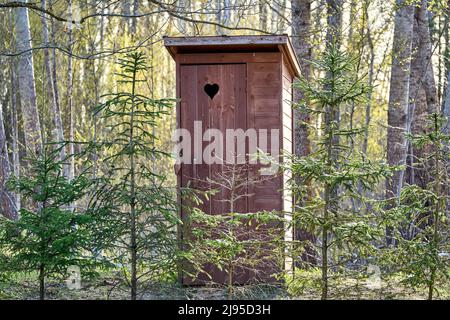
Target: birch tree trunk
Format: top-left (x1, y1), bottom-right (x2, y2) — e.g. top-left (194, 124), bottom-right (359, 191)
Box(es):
top-left (259, 1), bottom-right (268, 31)
top-left (67, 0), bottom-right (75, 181)
top-left (385, 0), bottom-right (415, 245)
top-left (176, 0), bottom-right (187, 35)
top-left (131, 0), bottom-right (139, 34)
top-left (271, 0), bottom-right (286, 32)
top-left (49, 0), bottom-right (61, 145)
top-left (347, 0), bottom-right (356, 48)
top-left (216, 0), bottom-right (231, 34)
top-left (15, 0), bottom-right (42, 156)
top-left (0, 73), bottom-right (16, 220)
top-left (10, 66), bottom-right (20, 214)
top-left (222, 0), bottom-right (231, 29)
top-left (216, 0), bottom-right (223, 34)
top-left (9, 10), bottom-right (20, 213)
top-left (41, 0), bottom-right (67, 174)
top-left (362, 0), bottom-right (374, 155)
top-left (122, 0), bottom-right (131, 29)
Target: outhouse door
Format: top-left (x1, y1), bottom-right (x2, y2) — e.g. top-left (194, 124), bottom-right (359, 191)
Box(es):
top-left (180, 64), bottom-right (250, 284)
top-left (180, 64), bottom-right (248, 215)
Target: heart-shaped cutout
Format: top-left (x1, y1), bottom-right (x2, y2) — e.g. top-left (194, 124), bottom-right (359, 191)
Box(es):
top-left (204, 83), bottom-right (219, 100)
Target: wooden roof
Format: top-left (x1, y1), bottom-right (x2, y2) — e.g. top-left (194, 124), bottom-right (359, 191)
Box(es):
top-left (163, 35), bottom-right (301, 77)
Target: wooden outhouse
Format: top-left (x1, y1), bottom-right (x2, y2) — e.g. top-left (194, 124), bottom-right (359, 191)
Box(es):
top-left (164, 35), bottom-right (300, 285)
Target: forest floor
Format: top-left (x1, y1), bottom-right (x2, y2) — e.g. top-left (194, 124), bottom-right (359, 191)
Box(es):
top-left (1, 273), bottom-right (448, 300)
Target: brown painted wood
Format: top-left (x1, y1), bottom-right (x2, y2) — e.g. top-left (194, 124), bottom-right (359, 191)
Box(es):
top-left (169, 38), bottom-right (297, 286)
top-left (178, 52), bottom-right (281, 65)
top-left (180, 64), bottom-right (248, 285)
top-left (247, 62), bottom-right (282, 185)
top-left (246, 62), bottom-right (284, 283)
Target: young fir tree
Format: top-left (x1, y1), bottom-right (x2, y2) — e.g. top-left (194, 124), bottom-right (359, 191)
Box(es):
top-left (381, 113), bottom-right (449, 300)
top-left (290, 44), bottom-right (392, 299)
top-left (91, 51), bottom-right (177, 300)
top-left (0, 146), bottom-right (93, 300)
top-left (184, 163), bottom-right (284, 300)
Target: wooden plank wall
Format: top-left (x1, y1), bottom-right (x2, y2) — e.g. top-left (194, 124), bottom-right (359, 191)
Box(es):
top-left (281, 58), bottom-right (294, 275)
top-left (247, 62), bottom-right (283, 215)
top-left (177, 52), bottom-right (295, 283)
top-left (180, 64), bottom-right (248, 284)
top-left (247, 61), bottom-right (284, 281)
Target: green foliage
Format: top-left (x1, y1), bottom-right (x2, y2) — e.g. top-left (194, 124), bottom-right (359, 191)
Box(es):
top-left (0, 146), bottom-right (95, 299)
top-left (90, 51), bottom-right (178, 299)
top-left (380, 113), bottom-right (449, 299)
top-left (186, 209), bottom-right (285, 299)
top-left (181, 164), bottom-right (286, 300)
top-left (290, 44), bottom-right (393, 299)
top-left (286, 268), bottom-right (322, 297)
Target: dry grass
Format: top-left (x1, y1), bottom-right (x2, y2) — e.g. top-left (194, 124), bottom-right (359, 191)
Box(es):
top-left (1, 272), bottom-right (448, 300)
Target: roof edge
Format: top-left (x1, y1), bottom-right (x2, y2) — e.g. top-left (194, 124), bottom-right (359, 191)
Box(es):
top-left (163, 35), bottom-right (301, 77)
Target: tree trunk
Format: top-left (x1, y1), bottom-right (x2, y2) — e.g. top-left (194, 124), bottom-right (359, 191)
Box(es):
top-left (441, 71), bottom-right (450, 214)
top-left (325, 0), bottom-right (342, 152)
top-left (122, 0), bottom-right (131, 29)
top-left (385, 0), bottom-right (415, 245)
top-left (405, 18), bottom-right (428, 237)
top-left (259, 1), bottom-right (268, 31)
top-left (15, 0), bottom-right (42, 156)
top-left (444, 71), bottom-right (450, 134)
top-left (215, 0), bottom-right (232, 34)
top-left (131, 0), bottom-right (139, 34)
top-left (39, 263), bottom-right (45, 300)
top-left (325, 0), bottom-right (342, 46)
top-left (347, 0), bottom-right (356, 49)
top-left (0, 88), bottom-right (16, 220)
top-left (405, 6), bottom-right (426, 188)
top-left (49, 0), bottom-right (62, 147)
top-left (325, 0), bottom-right (343, 145)
top-left (10, 73), bottom-right (20, 214)
top-left (291, 0), bottom-right (316, 267)
top-left (324, 0), bottom-right (342, 234)
top-left (428, 114), bottom-right (442, 300)
top-left (442, 0), bottom-right (450, 110)
top-left (271, 0), bottom-right (286, 32)
top-left (67, 0), bottom-right (75, 182)
top-left (292, 0), bottom-right (312, 160)
top-left (176, 0), bottom-right (187, 34)
top-left (222, 0), bottom-right (231, 30)
top-left (9, 10), bottom-right (20, 213)
top-left (129, 62), bottom-right (138, 301)
top-left (362, 0), bottom-right (374, 156)
top-left (407, 0), bottom-right (437, 190)
top-left (41, 0), bottom-right (67, 172)
top-left (416, 0), bottom-right (438, 116)
top-left (216, 0), bottom-right (222, 34)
